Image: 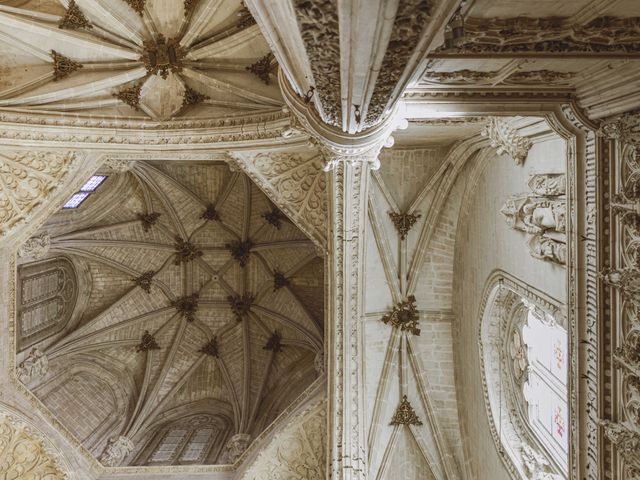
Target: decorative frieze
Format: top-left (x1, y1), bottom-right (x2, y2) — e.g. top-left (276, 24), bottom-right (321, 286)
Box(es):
top-left (262, 206), bottom-right (285, 229)
top-left (390, 395), bottom-right (423, 426)
top-left (246, 53), bottom-right (276, 85)
top-left (228, 293), bottom-right (254, 321)
top-left (136, 330), bottom-right (160, 352)
top-left (58, 0), bottom-right (92, 30)
top-left (51, 50), bottom-right (82, 81)
top-left (263, 331), bottom-right (283, 352)
top-left (381, 295), bottom-right (421, 335)
top-left (227, 240), bottom-right (253, 266)
top-left (16, 348), bottom-right (49, 383)
top-left (137, 212), bottom-right (160, 232)
top-left (481, 117), bottom-right (533, 166)
top-left (388, 212), bottom-right (421, 240)
top-left (199, 337), bottom-right (219, 358)
top-left (173, 237), bottom-right (203, 264)
top-left (172, 294), bottom-right (200, 322)
top-left (422, 69), bottom-right (575, 86)
top-left (273, 271), bottom-right (290, 291)
top-left (200, 203), bottom-right (220, 221)
top-left (114, 83), bottom-right (143, 110)
top-left (132, 271), bottom-right (155, 293)
top-left (100, 436), bottom-right (135, 467)
top-left (17, 234), bottom-right (51, 260)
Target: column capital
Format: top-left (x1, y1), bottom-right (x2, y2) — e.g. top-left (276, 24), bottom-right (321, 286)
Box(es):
top-left (280, 71), bottom-right (407, 172)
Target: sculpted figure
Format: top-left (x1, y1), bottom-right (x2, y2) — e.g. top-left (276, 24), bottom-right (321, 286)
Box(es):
top-left (528, 235), bottom-right (566, 265)
top-left (528, 173), bottom-right (566, 196)
top-left (100, 436), bottom-right (134, 467)
top-left (222, 433), bottom-right (251, 464)
top-left (16, 348), bottom-right (49, 383)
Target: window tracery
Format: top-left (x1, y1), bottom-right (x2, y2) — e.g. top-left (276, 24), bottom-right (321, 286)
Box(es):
top-left (479, 272), bottom-right (568, 480)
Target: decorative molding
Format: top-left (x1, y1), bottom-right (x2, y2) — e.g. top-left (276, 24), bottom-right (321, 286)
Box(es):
top-left (365, 0), bottom-right (432, 125)
top-left (388, 212), bottom-right (421, 240)
top-left (17, 233), bottom-right (51, 260)
top-left (100, 436), bottom-right (134, 467)
top-left (314, 350), bottom-right (325, 375)
top-left (293, 0), bottom-right (341, 125)
top-left (381, 295), bottom-right (421, 335)
top-left (173, 237), bottom-right (203, 264)
top-left (114, 83), bottom-right (143, 110)
top-left (0, 151), bottom-right (76, 237)
top-left (246, 54), bottom-right (276, 85)
top-left (528, 234), bottom-right (567, 266)
top-left (16, 348), bottom-right (49, 384)
top-left (51, 50), bottom-right (82, 81)
top-left (0, 413), bottom-right (67, 479)
top-left (172, 294), bottom-right (200, 322)
top-left (600, 421), bottom-right (640, 477)
top-left (136, 330), bottom-right (160, 352)
top-left (436, 16), bottom-right (640, 56)
top-left (132, 270), bottom-right (155, 293)
top-left (390, 395), bottom-right (423, 426)
top-left (528, 173), bottom-right (566, 196)
top-left (183, 0), bottom-right (200, 16)
top-left (58, 0), bottom-right (92, 30)
top-left (422, 69), bottom-right (575, 86)
top-left (597, 109), bottom-right (640, 149)
top-left (227, 240), bottom-right (253, 266)
top-left (481, 117), bottom-right (533, 166)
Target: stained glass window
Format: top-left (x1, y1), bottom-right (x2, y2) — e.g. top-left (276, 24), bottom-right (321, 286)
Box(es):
top-left (62, 175), bottom-right (107, 209)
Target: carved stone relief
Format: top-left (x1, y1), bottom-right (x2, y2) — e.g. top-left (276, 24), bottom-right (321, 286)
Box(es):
top-left (17, 234), bottom-right (51, 261)
top-left (482, 117), bottom-right (533, 166)
top-left (222, 433), bottom-right (251, 464)
top-left (100, 436), bottom-right (135, 467)
top-left (16, 348), bottom-right (49, 384)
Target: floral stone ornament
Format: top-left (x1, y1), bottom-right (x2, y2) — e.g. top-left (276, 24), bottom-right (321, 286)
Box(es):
top-left (381, 295), bottom-right (421, 335)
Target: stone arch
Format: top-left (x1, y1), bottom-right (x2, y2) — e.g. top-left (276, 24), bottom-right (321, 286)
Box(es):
top-left (478, 270), bottom-right (567, 480)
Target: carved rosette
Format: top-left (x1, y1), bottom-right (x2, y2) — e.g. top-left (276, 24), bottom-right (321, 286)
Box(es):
top-left (114, 83), bottom-right (143, 110)
top-left (172, 294), bottom-right (199, 322)
top-left (228, 294), bottom-right (254, 321)
top-left (246, 53), bottom-right (276, 85)
top-left (132, 270), bottom-right (155, 293)
top-left (263, 331), bottom-right (283, 352)
top-left (381, 295), bottom-right (420, 335)
top-left (173, 237), bottom-right (203, 264)
top-left (137, 212), bottom-right (161, 232)
top-left (227, 240), bottom-right (253, 267)
top-left (482, 117), bottom-right (533, 166)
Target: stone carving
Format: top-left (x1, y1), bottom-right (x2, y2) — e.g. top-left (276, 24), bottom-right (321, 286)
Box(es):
top-left (294, 0), bottom-right (341, 125)
top-left (528, 173), bottom-right (566, 196)
top-left (222, 433), bottom-right (251, 464)
top-left (51, 50), bottom-right (83, 81)
top-left (0, 413), bottom-right (67, 479)
top-left (132, 270), bottom-right (155, 293)
top-left (314, 349), bottom-right (325, 375)
top-left (183, 0), bottom-right (199, 16)
top-left (626, 376), bottom-right (640, 427)
top-left (437, 16), bottom-right (640, 55)
top-left (200, 203), bottom-right (220, 221)
top-left (273, 271), bottom-right (290, 291)
top-left (16, 348), bottom-right (49, 383)
top-left (390, 395), bottom-right (423, 426)
top-left (136, 330), bottom-right (160, 352)
top-left (381, 295), bottom-right (420, 335)
top-left (365, 0), bottom-right (432, 125)
top-left (422, 69), bottom-right (575, 86)
top-left (501, 195), bottom-right (566, 234)
top-left (602, 267), bottom-right (640, 309)
top-left (114, 83), bottom-right (142, 110)
top-left (246, 53), bottom-right (276, 85)
top-left (264, 331), bottom-right (283, 352)
top-left (0, 151), bottom-right (75, 237)
top-left (100, 436), bottom-right (135, 467)
top-left (17, 233), bottom-right (51, 260)
top-left (262, 206), bottom-right (286, 229)
top-left (601, 421), bottom-right (640, 476)
top-left (389, 212), bottom-right (421, 239)
top-left (520, 444), bottom-right (564, 480)
top-left (509, 330), bottom-right (528, 381)
top-left (173, 237), bottom-right (203, 264)
top-left (58, 0), bottom-right (92, 30)
top-left (199, 337), bottom-right (219, 358)
top-left (227, 240), bottom-right (253, 266)
top-left (598, 109), bottom-right (640, 150)
top-left (614, 330), bottom-right (640, 371)
top-left (236, 3), bottom-right (256, 29)
top-left (528, 234), bottom-right (567, 266)
top-left (124, 0), bottom-right (145, 16)
top-left (104, 159), bottom-right (137, 172)
top-left (482, 117), bottom-right (533, 166)
top-left (228, 294), bottom-right (254, 321)
top-left (142, 35), bottom-right (185, 79)
top-left (172, 294), bottom-right (199, 322)
top-left (137, 212), bottom-right (160, 232)
top-left (182, 86), bottom-right (209, 107)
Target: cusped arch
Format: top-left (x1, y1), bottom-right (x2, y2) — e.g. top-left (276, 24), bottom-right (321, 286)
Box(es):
top-left (478, 270), bottom-right (568, 480)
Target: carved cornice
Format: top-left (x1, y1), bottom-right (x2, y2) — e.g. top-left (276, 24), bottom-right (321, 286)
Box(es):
top-left (293, 0), bottom-right (341, 126)
top-left (435, 16), bottom-right (640, 56)
top-left (51, 50), bottom-right (82, 81)
top-left (381, 295), bottom-right (420, 335)
top-left (481, 117), bottom-right (533, 166)
top-left (422, 69), bottom-right (576, 86)
top-left (389, 212), bottom-right (421, 239)
top-left (365, 0), bottom-right (432, 125)
top-left (58, 0), bottom-right (92, 30)
top-left (390, 395), bottom-right (423, 426)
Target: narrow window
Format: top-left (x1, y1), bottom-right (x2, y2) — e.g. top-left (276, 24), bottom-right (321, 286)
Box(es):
top-left (63, 175), bottom-right (107, 209)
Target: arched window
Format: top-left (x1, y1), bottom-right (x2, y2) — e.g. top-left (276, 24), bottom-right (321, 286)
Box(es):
top-left (479, 272), bottom-right (568, 480)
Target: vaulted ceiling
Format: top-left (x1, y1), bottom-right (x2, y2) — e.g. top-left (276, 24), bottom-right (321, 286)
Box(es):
top-left (0, 0), bottom-right (282, 121)
top-left (16, 160), bottom-right (324, 466)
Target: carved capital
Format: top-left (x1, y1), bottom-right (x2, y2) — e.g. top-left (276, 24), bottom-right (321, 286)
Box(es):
top-left (222, 433), bottom-right (251, 464)
top-left (481, 117), bottom-right (533, 165)
top-left (100, 436), bottom-right (134, 467)
top-left (17, 233), bottom-right (51, 260)
top-left (16, 348), bottom-right (49, 384)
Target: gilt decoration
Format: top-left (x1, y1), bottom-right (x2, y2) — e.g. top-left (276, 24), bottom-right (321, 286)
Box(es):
top-left (58, 0), bottom-right (92, 30)
top-left (381, 295), bottom-right (420, 335)
top-left (390, 395), bottom-right (423, 426)
top-left (389, 212), bottom-right (421, 240)
top-left (51, 50), bottom-right (82, 81)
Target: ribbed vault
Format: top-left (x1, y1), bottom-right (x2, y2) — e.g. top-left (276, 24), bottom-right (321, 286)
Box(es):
top-left (16, 160), bottom-right (324, 466)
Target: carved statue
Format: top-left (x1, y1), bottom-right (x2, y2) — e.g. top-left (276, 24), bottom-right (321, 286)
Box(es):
top-left (17, 233), bottom-right (51, 260)
top-left (501, 195), bottom-right (566, 234)
top-left (16, 348), bottom-right (49, 383)
top-left (100, 436), bottom-right (134, 467)
top-left (528, 234), bottom-right (566, 266)
top-left (222, 433), bottom-right (251, 464)
top-left (528, 173), bottom-right (566, 196)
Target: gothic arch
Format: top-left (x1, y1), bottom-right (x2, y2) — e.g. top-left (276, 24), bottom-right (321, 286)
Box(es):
top-left (478, 270), bottom-right (567, 480)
